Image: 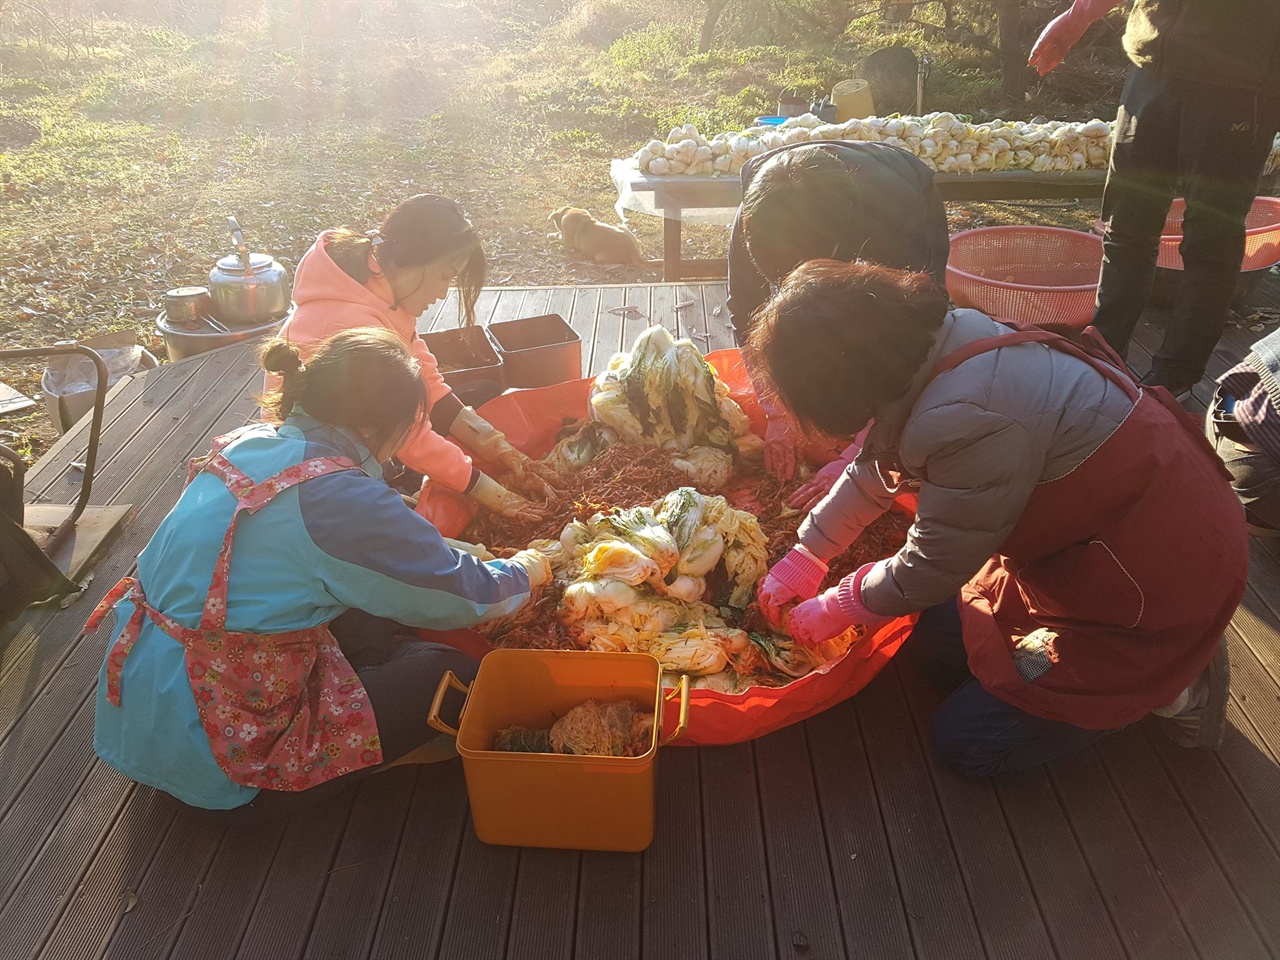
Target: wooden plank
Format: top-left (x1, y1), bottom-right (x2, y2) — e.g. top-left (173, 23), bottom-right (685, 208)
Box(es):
top-left (235, 790), bottom-right (359, 960)
top-left (565, 288), bottom-right (602, 380)
top-left (993, 768), bottom-right (1128, 960)
top-left (520, 287), bottom-right (552, 319)
top-left (621, 286), bottom-right (654, 351)
top-left (805, 699), bottom-right (913, 960)
top-left (1047, 746), bottom-right (1198, 959)
top-left (506, 849), bottom-right (580, 960)
top-left (0, 695), bottom-right (99, 910)
top-left (895, 665), bottom-right (1055, 960)
top-left (101, 808), bottom-right (226, 960)
top-left (854, 666), bottom-right (984, 959)
top-left (642, 746), bottom-right (707, 960)
top-left (435, 827), bottom-right (520, 960)
top-left (1218, 698), bottom-right (1280, 854)
top-left (22, 360), bottom-right (191, 497)
top-left (699, 742), bottom-right (775, 960)
top-left (303, 770), bottom-right (420, 960)
top-left (0, 762), bottom-right (136, 953)
top-left (371, 763), bottom-right (470, 960)
top-left (1223, 620), bottom-right (1280, 758)
top-left (753, 724), bottom-right (846, 960)
top-left (542, 287), bottom-right (581, 379)
top-left (700, 285), bottom-right (734, 353)
top-left (488, 287), bottom-right (528, 327)
top-left (1144, 725), bottom-right (1280, 955)
top-left (166, 818), bottom-right (290, 960)
top-left (591, 288), bottom-right (630, 376)
top-left (36, 786), bottom-right (181, 960)
top-left (1095, 728), bottom-right (1269, 959)
top-left (575, 852), bottom-right (642, 960)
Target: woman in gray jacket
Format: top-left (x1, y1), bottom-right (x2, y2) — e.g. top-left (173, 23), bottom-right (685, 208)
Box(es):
top-left (749, 260), bottom-right (1248, 776)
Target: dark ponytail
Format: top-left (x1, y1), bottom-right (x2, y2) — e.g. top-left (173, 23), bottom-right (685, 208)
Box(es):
top-left (259, 340), bottom-right (308, 423)
top-left (257, 330), bottom-right (427, 453)
top-left (326, 194), bottom-right (487, 326)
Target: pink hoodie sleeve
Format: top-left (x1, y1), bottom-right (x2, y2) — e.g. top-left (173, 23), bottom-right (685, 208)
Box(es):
top-left (397, 335), bottom-right (475, 491)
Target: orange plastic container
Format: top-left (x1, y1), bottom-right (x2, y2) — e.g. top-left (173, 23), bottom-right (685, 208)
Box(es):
top-left (428, 649), bottom-right (689, 852)
top-left (946, 226), bottom-right (1103, 328)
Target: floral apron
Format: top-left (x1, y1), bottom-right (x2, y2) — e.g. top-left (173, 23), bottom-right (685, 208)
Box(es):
top-left (900, 326), bottom-right (1247, 729)
top-left (86, 432), bottom-right (384, 791)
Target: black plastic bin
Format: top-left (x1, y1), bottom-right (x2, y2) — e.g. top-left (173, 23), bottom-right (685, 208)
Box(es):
top-left (421, 327), bottom-right (506, 393)
top-left (485, 314), bottom-right (582, 388)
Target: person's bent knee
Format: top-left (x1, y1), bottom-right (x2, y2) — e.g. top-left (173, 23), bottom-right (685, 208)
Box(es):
top-left (928, 700), bottom-right (1011, 778)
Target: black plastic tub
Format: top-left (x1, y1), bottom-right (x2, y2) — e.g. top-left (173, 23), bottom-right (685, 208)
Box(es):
top-left (421, 327), bottom-right (506, 393)
top-left (485, 314), bottom-right (582, 389)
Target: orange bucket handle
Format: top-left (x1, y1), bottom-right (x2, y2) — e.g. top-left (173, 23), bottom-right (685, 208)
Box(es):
top-left (662, 674), bottom-right (691, 745)
top-left (427, 670), bottom-right (472, 737)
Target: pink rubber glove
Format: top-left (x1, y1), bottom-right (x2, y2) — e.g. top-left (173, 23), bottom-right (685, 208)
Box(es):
top-left (1028, 0), bottom-right (1124, 76)
top-left (787, 423), bottom-right (873, 513)
top-left (763, 408), bottom-right (798, 483)
top-left (786, 563), bottom-right (892, 647)
top-left (757, 544), bottom-right (828, 628)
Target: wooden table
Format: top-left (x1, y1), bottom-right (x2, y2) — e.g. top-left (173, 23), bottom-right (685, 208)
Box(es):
top-left (617, 168), bottom-right (1109, 282)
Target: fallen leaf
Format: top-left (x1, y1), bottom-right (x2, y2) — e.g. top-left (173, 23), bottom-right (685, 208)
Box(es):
top-left (123, 890), bottom-right (138, 914)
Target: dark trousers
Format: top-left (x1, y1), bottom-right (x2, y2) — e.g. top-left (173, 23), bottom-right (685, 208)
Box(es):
top-left (905, 599), bottom-right (1115, 777)
top-left (1093, 66), bottom-right (1280, 389)
top-left (193, 610), bottom-right (478, 824)
top-left (1208, 389), bottom-right (1280, 531)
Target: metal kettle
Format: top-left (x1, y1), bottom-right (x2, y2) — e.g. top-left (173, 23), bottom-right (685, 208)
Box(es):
top-left (208, 216), bottom-right (291, 326)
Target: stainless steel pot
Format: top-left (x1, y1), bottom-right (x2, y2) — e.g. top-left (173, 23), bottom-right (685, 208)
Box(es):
top-left (208, 216), bottom-right (291, 326)
top-left (164, 285), bottom-right (214, 326)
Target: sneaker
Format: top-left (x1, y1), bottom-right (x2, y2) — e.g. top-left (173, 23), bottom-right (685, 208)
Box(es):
top-left (1157, 636), bottom-right (1230, 749)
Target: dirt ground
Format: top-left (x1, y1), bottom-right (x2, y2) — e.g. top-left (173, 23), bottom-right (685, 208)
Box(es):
top-left (0, 1), bottom-right (1123, 462)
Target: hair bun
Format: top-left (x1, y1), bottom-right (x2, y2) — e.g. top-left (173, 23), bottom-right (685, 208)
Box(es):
top-left (260, 339), bottom-right (304, 376)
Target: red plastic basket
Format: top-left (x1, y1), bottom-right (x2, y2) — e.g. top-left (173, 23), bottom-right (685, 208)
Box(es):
top-left (946, 226), bottom-right (1102, 328)
top-left (1092, 196), bottom-right (1280, 271)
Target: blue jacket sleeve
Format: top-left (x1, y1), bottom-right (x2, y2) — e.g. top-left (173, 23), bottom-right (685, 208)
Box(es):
top-left (298, 471), bottom-right (531, 628)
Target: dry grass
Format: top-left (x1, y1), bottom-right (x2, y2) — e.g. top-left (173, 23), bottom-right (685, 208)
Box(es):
top-left (0, 0), bottom-right (1121, 461)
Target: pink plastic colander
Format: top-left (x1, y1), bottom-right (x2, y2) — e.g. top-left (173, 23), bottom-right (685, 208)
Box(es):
top-left (946, 226), bottom-right (1103, 328)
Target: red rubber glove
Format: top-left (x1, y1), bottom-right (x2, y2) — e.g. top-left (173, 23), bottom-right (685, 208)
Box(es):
top-left (1028, 0), bottom-right (1124, 76)
top-left (786, 563), bottom-right (892, 647)
top-left (757, 544), bottom-right (828, 628)
top-left (787, 423), bottom-right (873, 513)
top-left (763, 408), bottom-right (798, 482)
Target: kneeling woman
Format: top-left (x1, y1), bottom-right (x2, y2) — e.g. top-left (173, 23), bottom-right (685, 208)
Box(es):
top-left (281, 194), bottom-right (542, 521)
top-left (89, 330), bottom-right (549, 821)
top-left (752, 262), bottom-right (1247, 775)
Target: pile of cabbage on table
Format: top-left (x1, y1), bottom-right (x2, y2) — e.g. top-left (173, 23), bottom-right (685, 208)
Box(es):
top-left (484, 326), bottom-right (863, 694)
top-left (627, 112), bottom-right (1280, 177)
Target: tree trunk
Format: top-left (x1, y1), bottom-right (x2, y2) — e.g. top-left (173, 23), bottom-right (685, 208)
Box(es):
top-left (880, 1), bottom-right (913, 22)
top-left (997, 0), bottom-right (1026, 100)
top-left (698, 0), bottom-right (728, 54)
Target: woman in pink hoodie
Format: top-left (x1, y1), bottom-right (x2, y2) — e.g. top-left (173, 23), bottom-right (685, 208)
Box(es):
top-left (279, 194), bottom-right (539, 520)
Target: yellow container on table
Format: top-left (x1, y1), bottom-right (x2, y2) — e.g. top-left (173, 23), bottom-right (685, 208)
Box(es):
top-left (428, 649), bottom-right (689, 853)
top-left (832, 78), bottom-right (876, 122)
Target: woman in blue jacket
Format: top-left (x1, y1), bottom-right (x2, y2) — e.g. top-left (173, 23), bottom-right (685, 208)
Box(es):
top-left (89, 328), bottom-right (549, 822)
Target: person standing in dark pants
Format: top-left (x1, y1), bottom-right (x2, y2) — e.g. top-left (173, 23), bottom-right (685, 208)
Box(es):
top-left (1030, 0), bottom-right (1280, 396)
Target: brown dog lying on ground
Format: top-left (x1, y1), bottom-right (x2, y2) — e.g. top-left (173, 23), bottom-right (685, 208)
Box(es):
top-left (549, 206), bottom-right (659, 267)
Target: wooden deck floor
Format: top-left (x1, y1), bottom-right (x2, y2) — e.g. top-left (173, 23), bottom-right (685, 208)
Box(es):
top-left (3, 281), bottom-right (1280, 960)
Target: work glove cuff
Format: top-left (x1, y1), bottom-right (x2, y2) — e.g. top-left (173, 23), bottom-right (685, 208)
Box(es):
top-left (834, 562), bottom-right (893, 631)
top-left (770, 545), bottom-right (828, 600)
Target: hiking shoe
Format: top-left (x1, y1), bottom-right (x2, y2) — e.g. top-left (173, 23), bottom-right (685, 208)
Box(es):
top-left (1156, 636), bottom-right (1230, 750)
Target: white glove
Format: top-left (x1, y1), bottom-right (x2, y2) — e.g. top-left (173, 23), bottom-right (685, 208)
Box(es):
top-left (450, 406), bottom-right (529, 473)
top-left (467, 473), bottom-right (543, 522)
top-left (507, 549), bottom-right (552, 588)
top-left (443, 537), bottom-right (495, 561)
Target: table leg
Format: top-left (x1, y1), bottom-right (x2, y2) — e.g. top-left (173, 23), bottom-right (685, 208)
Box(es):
top-left (663, 213), bottom-right (683, 283)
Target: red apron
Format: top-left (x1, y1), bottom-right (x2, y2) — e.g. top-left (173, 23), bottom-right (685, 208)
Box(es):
top-left (919, 327), bottom-right (1247, 729)
top-left (86, 433), bottom-right (384, 791)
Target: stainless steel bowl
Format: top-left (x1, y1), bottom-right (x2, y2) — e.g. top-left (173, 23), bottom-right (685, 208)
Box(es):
top-left (156, 303), bottom-right (293, 362)
top-left (165, 286), bottom-right (214, 326)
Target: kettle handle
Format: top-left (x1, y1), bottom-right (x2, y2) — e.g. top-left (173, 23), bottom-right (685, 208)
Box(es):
top-left (227, 216), bottom-right (254, 276)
